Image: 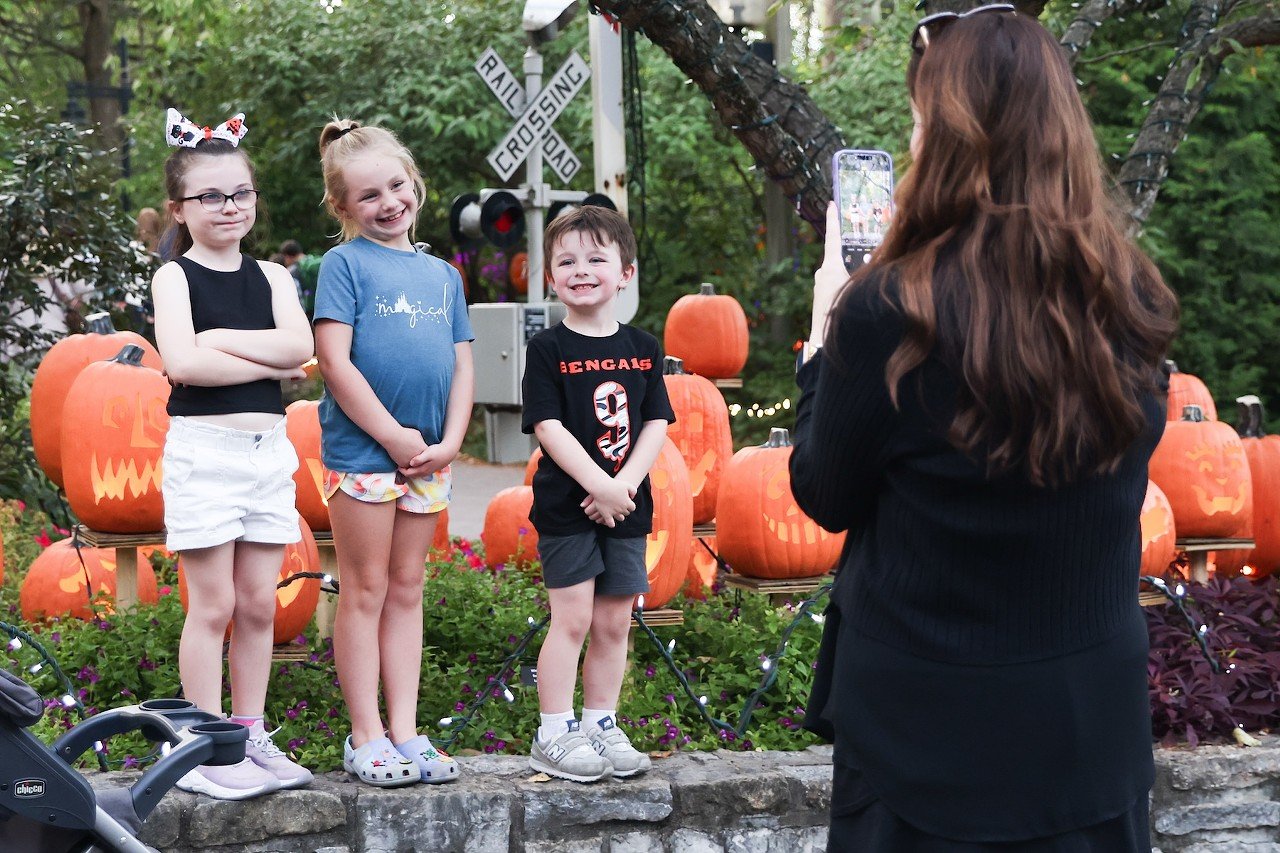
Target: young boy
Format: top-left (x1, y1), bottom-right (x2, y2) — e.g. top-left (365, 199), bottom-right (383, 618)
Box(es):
top-left (520, 206), bottom-right (674, 782)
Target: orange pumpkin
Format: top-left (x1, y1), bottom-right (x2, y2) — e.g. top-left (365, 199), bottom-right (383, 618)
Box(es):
top-left (642, 439), bottom-right (694, 609)
top-left (61, 345), bottom-right (170, 533)
top-left (524, 448), bottom-right (542, 486)
top-left (20, 538), bottom-right (159, 622)
top-left (481, 486), bottom-right (538, 568)
top-left (509, 251), bottom-right (529, 296)
top-left (1214, 395), bottom-right (1280, 578)
top-left (177, 519), bottom-right (322, 645)
top-left (429, 508), bottom-right (452, 561)
top-left (663, 357), bottom-right (733, 524)
top-left (285, 400), bottom-right (330, 531)
top-left (1139, 480), bottom-right (1177, 578)
top-left (663, 283), bottom-right (749, 379)
top-left (1148, 404), bottom-right (1252, 539)
top-left (716, 428), bottom-right (846, 579)
top-left (684, 535), bottom-right (719, 600)
top-left (31, 313), bottom-right (162, 487)
top-left (1166, 360), bottom-right (1217, 421)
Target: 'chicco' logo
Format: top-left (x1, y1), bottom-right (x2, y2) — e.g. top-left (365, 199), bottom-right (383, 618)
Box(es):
top-left (14, 779), bottom-right (45, 798)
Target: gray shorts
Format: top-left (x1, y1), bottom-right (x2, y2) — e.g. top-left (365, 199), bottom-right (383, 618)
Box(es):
top-left (537, 531), bottom-right (650, 596)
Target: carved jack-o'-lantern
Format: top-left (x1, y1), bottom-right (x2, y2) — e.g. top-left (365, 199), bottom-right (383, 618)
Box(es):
top-left (1166, 360), bottom-right (1217, 421)
top-left (481, 486), bottom-right (538, 568)
top-left (684, 535), bottom-right (719, 600)
top-left (177, 519), bottom-right (321, 644)
top-left (663, 283), bottom-right (749, 379)
top-left (20, 538), bottom-right (159, 622)
top-left (61, 346), bottom-right (170, 533)
top-left (716, 428), bottom-right (846, 579)
top-left (642, 439), bottom-right (693, 609)
top-left (31, 313), bottom-right (163, 488)
top-left (1139, 480), bottom-right (1177, 578)
top-left (663, 357), bottom-right (733, 525)
top-left (1209, 395), bottom-right (1280, 579)
top-left (285, 400), bottom-right (330, 531)
top-left (1149, 405), bottom-right (1252, 539)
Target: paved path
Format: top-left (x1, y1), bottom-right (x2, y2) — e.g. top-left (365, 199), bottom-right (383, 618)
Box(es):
top-left (449, 456), bottom-right (526, 540)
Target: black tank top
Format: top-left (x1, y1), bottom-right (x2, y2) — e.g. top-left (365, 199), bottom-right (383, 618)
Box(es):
top-left (166, 255), bottom-right (286, 417)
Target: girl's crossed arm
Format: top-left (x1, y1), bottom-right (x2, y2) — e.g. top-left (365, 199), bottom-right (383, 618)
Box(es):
top-left (192, 261), bottom-right (314, 368)
top-left (315, 319), bottom-right (428, 468)
top-left (153, 263), bottom-right (306, 386)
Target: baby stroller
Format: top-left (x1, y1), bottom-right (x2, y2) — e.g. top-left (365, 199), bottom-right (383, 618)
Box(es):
top-left (0, 668), bottom-right (249, 853)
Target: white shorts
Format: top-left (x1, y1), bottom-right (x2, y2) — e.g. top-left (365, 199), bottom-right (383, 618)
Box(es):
top-left (162, 416), bottom-right (301, 552)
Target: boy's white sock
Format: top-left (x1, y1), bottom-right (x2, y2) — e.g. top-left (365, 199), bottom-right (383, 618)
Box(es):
top-left (582, 708), bottom-right (616, 731)
top-left (537, 710), bottom-right (576, 746)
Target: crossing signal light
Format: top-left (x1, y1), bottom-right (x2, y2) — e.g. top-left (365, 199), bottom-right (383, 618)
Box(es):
top-left (547, 193), bottom-right (618, 224)
top-left (449, 190), bottom-right (526, 251)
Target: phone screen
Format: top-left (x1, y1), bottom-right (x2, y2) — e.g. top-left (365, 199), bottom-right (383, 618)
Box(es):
top-left (834, 149), bottom-right (894, 256)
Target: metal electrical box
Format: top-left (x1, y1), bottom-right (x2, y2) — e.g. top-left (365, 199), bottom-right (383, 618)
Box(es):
top-left (469, 302), bottom-right (567, 463)
top-left (471, 302), bottom-right (567, 405)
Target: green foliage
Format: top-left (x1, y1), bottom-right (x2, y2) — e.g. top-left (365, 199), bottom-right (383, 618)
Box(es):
top-left (0, 513), bottom-right (823, 770)
top-left (0, 101), bottom-right (155, 361)
top-left (0, 367), bottom-right (65, 521)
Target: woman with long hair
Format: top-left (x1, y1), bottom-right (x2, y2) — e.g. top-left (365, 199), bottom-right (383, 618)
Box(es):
top-left (791, 7), bottom-right (1178, 850)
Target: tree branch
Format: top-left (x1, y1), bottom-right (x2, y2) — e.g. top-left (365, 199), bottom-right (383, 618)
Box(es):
top-left (1117, 3), bottom-right (1279, 231)
top-left (593, 0), bottom-right (843, 230)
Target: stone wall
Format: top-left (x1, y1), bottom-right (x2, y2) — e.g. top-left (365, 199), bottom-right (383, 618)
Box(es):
top-left (84, 738), bottom-right (1280, 851)
top-left (93, 747), bottom-right (833, 853)
top-left (1152, 736), bottom-right (1280, 853)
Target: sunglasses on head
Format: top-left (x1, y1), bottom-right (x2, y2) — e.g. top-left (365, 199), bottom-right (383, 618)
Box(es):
top-left (911, 3), bottom-right (1017, 53)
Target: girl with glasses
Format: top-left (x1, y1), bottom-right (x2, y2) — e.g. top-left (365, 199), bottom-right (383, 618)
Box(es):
top-left (792, 10), bottom-right (1177, 851)
top-left (151, 110), bottom-right (315, 800)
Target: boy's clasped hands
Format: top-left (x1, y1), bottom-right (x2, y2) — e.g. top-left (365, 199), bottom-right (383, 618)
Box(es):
top-left (581, 473), bottom-right (638, 528)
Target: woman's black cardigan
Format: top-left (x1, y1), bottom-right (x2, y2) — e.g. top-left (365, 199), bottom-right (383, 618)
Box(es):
top-left (789, 272), bottom-right (1163, 841)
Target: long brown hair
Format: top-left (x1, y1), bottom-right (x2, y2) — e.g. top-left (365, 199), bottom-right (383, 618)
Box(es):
top-left (834, 11), bottom-right (1178, 487)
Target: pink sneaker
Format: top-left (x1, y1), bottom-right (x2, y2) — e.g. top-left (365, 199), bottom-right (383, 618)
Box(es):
top-left (175, 758), bottom-right (280, 800)
top-left (244, 722), bottom-right (313, 789)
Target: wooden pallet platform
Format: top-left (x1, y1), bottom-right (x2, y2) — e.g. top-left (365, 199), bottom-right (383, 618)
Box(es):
top-left (722, 572), bottom-right (832, 606)
top-left (712, 377), bottom-right (743, 389)
top-left (1138, 590), bottom-right (1167, 608)
top-left (73, 525), bottom-right (167, 610)
top-left (1176, 537), bottom-right (1254, 584)
top-left (632, 607), bottom-right (683, 628)
top-left (693, 521), bottom-right (716, 538)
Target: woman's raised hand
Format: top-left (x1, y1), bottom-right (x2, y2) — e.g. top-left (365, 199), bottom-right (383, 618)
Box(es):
top-left (811, 201), bottom-right (853, 345)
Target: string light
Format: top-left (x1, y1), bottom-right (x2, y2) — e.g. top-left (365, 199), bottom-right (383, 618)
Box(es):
top-left (728, 398), bottom-right (791, 419)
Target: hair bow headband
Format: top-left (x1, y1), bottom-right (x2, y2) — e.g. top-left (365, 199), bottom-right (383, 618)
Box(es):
top-left (165, 108), bottom-right (248, 148)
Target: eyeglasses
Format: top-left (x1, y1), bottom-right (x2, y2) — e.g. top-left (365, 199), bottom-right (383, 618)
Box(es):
top-left (911, 3), bottom-right (1016, 53)
top-left (179, 189), bottom-right (260, 212)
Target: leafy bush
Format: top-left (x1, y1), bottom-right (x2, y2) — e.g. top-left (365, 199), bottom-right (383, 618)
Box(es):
top-left (1147, 575), bottom-right (1280, 747)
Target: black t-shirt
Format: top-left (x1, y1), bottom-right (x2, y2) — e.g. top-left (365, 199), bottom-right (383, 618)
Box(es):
top-left (521, 323), bottom-right (676, 537)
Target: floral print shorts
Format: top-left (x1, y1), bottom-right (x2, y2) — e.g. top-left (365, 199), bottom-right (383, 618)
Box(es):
top-left (323, 467), bottom-right (451, 514)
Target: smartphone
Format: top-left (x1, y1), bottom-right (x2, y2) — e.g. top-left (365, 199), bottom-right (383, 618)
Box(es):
top-left (832, 149), bottom-right (895, 271)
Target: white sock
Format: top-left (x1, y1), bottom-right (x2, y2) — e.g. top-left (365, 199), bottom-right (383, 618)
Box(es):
top-left (538, 710), bottom-right (576, 745)
top-left (582, 708), bottom-right (615, 731)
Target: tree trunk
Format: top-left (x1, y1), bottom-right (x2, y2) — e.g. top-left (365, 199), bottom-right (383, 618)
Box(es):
top-left (596, 0), bottom-right (844, 231)
top-left (77, 0), bottom-right (122, 154)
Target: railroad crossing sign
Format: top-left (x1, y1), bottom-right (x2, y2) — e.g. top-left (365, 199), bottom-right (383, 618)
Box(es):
top-left (480, 48), bottom-right (590, 183)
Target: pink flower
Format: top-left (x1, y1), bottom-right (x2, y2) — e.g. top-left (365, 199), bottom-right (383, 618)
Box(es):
top-left (33, 529), bottom-right (52, 549)
top-left (158, 586), bottom-right (172, 596)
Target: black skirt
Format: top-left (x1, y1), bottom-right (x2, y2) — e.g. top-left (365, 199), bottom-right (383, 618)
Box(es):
top-left (828, 761), bottom-right (1151, 853)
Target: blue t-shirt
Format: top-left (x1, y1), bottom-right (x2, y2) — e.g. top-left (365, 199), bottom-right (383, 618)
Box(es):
top-left (313, 237), bottom-right (474, 473)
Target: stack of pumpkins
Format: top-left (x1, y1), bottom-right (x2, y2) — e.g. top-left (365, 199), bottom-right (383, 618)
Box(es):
top-left (480, 283), bottom-right (846, 607)
top-left (19, 318), bottom-right (335, 635)
top-left (1143, 361), bottom-right (1280, 580)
